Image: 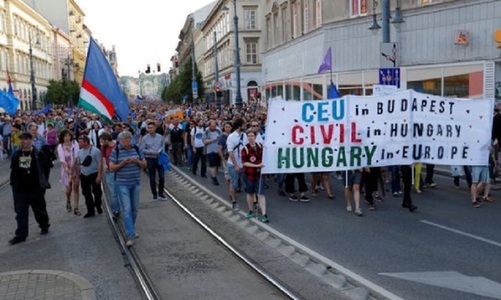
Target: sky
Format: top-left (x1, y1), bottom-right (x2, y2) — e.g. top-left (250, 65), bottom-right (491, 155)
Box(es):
top-left (77, 0), bottom-right (216, 77)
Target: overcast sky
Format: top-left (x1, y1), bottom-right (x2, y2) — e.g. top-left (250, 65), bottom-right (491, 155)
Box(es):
top-left (78, 0), bottom-right (215, 77)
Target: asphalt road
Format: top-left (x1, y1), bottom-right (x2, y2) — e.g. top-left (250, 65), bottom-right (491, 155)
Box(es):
top-left (181, 165), bottom-right (501, 300)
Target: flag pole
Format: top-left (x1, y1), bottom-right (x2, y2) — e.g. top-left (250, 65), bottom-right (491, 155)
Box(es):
top-left (329, 48), bottom-right (333, 83)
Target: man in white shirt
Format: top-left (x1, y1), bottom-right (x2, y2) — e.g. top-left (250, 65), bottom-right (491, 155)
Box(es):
top-left (226, 118), bottom-right (248, 210)
top-left (203, 120), bottom-right (222, 185)
top-left (191, 119), bottom-right (207, 177)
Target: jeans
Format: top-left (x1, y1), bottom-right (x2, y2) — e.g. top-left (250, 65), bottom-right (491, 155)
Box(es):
top-left (104, 171), bottom-right (120, 213)
top-left (146, 158), bottom-right (165, 197)
top-left (185, 146), bottom-right (193, 168)
top-left (117, 184), bottom-right (140, 238)
top-left (389, 166), bottom-right (401, 194)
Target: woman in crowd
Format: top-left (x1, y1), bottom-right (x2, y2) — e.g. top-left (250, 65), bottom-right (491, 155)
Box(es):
top-left (56, 129), bottom-right (81, 215)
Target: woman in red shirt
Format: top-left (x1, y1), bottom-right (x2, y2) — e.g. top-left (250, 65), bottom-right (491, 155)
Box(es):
top-left (241, 130), bottom-right (268, 223)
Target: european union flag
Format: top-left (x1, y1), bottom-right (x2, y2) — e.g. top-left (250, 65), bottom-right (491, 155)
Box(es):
top-left (32, 104), bottom-right (51, 116)
top-left (0, 89), bottom-right (19, 115)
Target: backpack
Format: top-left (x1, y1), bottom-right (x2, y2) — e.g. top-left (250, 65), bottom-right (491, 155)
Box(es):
top-left (232, 133), bottom-right (244, 152)
top-left (243, 143), bottom-right (262, 156)
top-left (113, 144), bottom-right (141, 179)
top-left (114, 144), bottom-right (140, 160)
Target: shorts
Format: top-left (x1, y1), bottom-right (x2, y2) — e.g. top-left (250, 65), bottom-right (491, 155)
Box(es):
top-left (342, 170), bottom-right (362, 187)
top-left (244, 176), bottom-right (266, 195)
top-left (223, 162), bottom-right (230, 181)
top-left (228, 164), bottom-right (243, 190)
top-left (471, 166), bottom-right (489, 183)
top-left (207, 152), bottom-right (221, 167)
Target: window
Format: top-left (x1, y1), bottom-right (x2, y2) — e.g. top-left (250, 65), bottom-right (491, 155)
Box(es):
top-left (245, 42), bottom-right (258, 64)
top-left (266, 15), bottom-right (271, 49)
top-left (315, 0), bottom-right (322, 28)
top-left (350, 0), bottom-right (368, 17)
top-left (292, 0), bottom-right (301, 38)
top-left (281, 5), bottom-right (289, 42)
top-left (303, 0), bottom-right (309, 33)
top-left (244, 9), bottom-right (256, 30)
top-left (419, 0), bottom-right (436, 5)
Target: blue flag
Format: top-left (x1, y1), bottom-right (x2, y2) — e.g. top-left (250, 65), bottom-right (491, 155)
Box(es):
top-left (0, 76), bottom-right (20, 115)
top-left (79, 38), bottom-right (129, 122)
top-left (134, 95), bottom-right (142, 104)
top-left (32, 104), bottom-right (51, 116)
top-left (328, 80), bottom-right (341, 99)
top-left (0, 90), bottom-right (19, 115)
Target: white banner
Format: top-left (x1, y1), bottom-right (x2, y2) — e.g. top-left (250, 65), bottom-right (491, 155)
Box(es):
top-left (262, 90), bottom-right (494, 174)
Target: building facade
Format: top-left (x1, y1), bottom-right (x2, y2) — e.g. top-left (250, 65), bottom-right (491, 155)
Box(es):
top-left (261, 0), bottom-right (501, 102)
top-left (190, 0), bottom-right (263, 106)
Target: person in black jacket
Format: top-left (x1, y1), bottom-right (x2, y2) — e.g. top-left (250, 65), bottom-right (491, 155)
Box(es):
top-left (9, 132), bottom-right (51, 245)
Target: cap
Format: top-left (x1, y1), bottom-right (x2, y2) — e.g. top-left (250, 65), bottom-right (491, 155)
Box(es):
top-left (67, 118), bottom-right (74, 123)
top-left (20, 132), bottom-right (33, 140)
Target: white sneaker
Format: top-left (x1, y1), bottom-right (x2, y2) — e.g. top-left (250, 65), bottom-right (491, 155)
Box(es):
top-left (346, 205), bottom-right (353, 212)
top-left (125, 239), bottom-right (134, 247)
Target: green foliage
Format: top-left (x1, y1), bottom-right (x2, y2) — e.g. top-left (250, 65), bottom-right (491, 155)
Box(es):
top-left (45, 79), bottom-right (80, 107)
top-left (162, 57), bottom-right (204, 104)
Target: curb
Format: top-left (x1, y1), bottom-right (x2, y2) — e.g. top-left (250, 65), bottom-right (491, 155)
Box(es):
top-left (170, 165), bottom-right (401, 300)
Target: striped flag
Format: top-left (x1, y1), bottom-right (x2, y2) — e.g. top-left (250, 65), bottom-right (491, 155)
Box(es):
top-left (79, 38), bottom-right (129, 123)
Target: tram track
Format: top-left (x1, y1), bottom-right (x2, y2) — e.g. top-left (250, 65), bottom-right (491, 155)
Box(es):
top-left (101, 180), bottom-right (160, 300)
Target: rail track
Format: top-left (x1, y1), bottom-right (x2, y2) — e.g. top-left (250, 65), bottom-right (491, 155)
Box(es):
top-left (102, 172), bottom-right (298, 300)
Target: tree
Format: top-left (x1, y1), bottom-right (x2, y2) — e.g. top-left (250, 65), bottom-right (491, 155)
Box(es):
top-left (162, 57), bottom-right (204, 104)
top-left (45, 79), bottom-right (80, 107)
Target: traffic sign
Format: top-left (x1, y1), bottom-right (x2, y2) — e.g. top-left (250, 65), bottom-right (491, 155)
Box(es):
top-left (379, 68), bottom-right (400, 88)
top-left (192, 80), bottom-right (198, 99)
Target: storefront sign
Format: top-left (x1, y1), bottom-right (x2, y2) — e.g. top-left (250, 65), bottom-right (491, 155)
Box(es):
top-left (455, 30), bottom-right (469, 46)
top-left (262, 90), bottom-right (493, 174)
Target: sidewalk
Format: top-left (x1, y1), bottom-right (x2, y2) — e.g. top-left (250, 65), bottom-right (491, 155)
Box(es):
top-left (0, 270), bottom-right (96, 300)
top-left (0, 157), bottom-right (97, 300)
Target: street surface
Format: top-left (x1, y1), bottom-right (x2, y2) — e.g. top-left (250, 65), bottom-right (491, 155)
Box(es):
top-left (1, 156), bottom-right (500, 299)
top-left (179, 165), bottom-right (501, 300)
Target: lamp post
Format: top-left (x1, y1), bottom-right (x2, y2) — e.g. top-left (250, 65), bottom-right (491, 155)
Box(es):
top-left (213, 31), bottom-right (220, 107)
top-left (64, 55), bottom-right (73, 107)
top-left (29, 33), bottom-right (37, 110)
top-left (369, 0), bottom-right (405, 41)
top-left (232, 0), bottom-right (243, 109)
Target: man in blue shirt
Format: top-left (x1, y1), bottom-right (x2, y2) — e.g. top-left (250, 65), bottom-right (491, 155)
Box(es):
top-left (110, 131), bottom-right (147, 247)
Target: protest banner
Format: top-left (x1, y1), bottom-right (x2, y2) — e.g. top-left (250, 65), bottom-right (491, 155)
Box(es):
top-left (164, 108), bottom-right (184, 120)
top-left (261, 90), bottom-right (494, 174)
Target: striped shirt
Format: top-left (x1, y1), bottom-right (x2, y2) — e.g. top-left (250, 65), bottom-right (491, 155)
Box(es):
top-left (109, 144), bottom-right (144, 185)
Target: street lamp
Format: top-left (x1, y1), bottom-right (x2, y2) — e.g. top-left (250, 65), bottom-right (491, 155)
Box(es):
top-left (64, 55), bottom-right (73, 107)
top-left (391, 0), bottom-right (405, 29)
top-left (369, 0), bottom-right (405, 40)
top-left (29, 32), bottom-right (37, 110)
top-left (232, 0), bottom-right (243, 109)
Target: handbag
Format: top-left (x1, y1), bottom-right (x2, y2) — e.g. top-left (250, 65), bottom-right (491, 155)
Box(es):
top-left (81, 147), bottom-right (93, 167)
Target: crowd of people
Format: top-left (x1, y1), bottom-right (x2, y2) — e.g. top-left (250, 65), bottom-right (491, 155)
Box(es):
top-left (0, 101), bottom-right (499, 245)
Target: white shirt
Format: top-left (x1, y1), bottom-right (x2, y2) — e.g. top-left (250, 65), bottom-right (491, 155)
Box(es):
top-left (191, 126), bottom-right (205, 148)
top-left (226, 130), bottom-right (248, 167)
